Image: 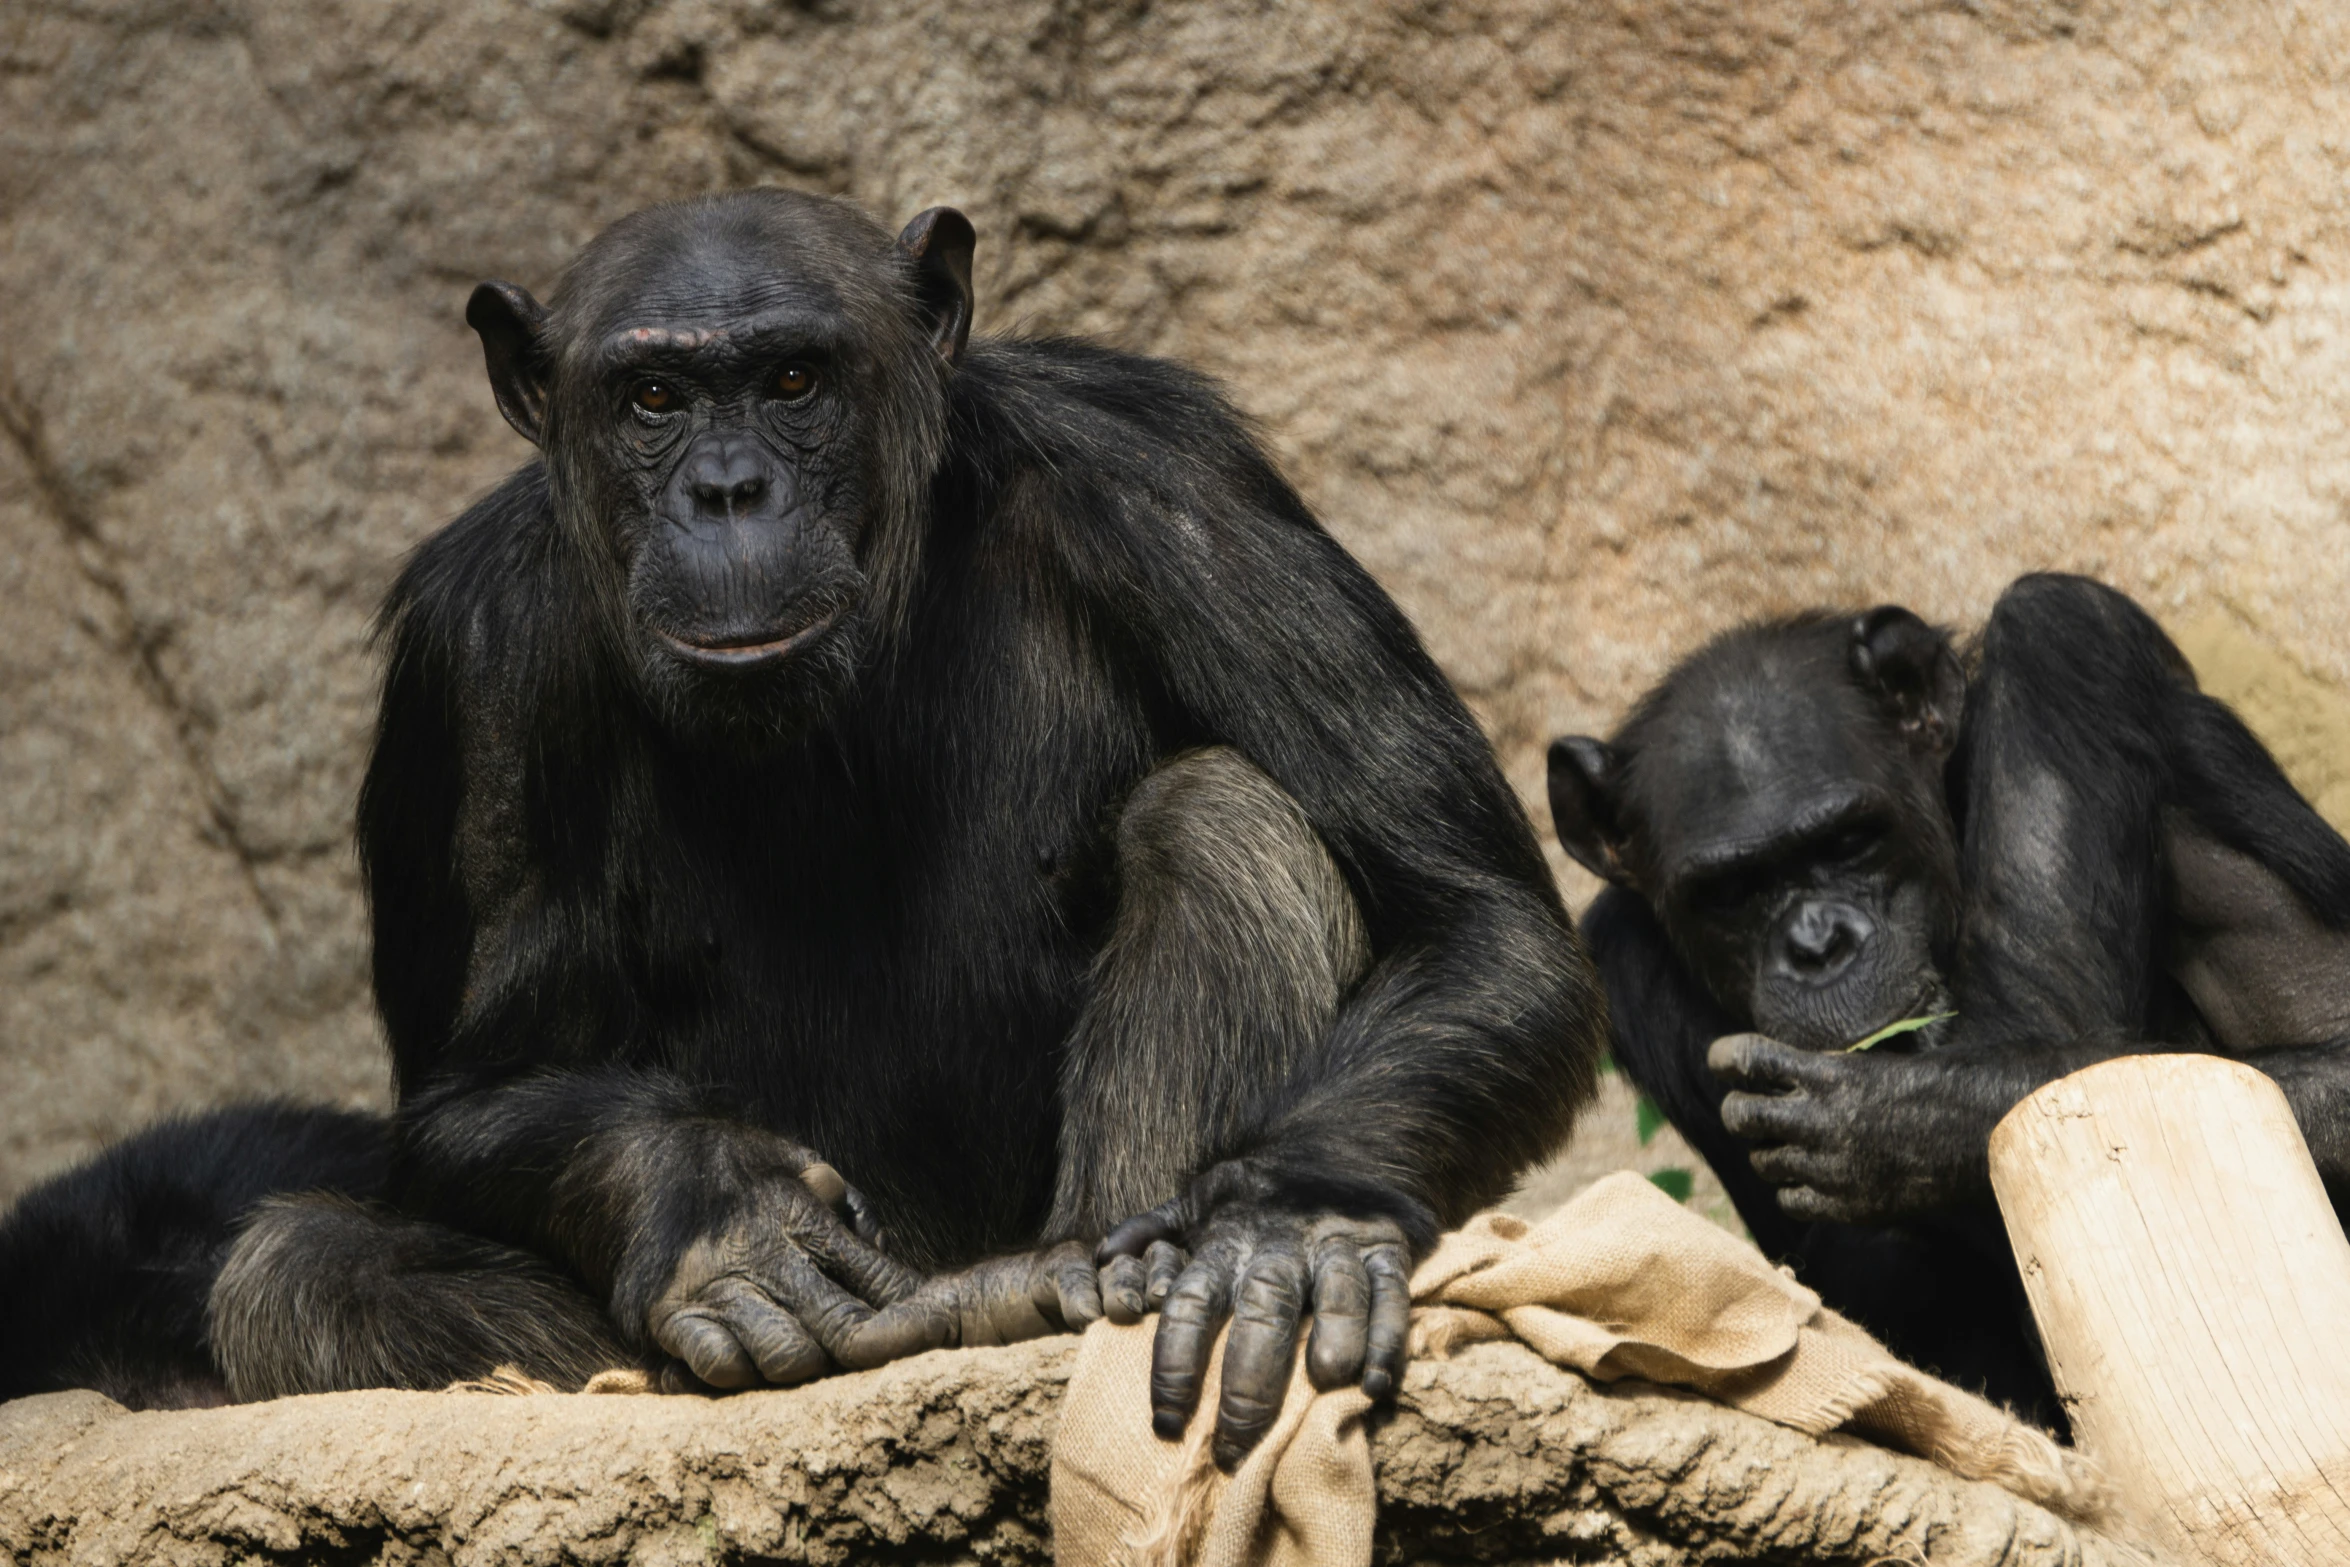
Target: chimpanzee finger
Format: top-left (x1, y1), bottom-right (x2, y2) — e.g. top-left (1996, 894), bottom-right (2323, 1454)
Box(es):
top-left (758, 1240), bottom-right (891, 1357)
top-left (1304, 1238), bottom-right (1370, 1390)
top-left (829, 1293), bottom-right (956, 1369)
top-left (1707, 1032), bottom-right (1833, 1091)
top-left (785, 1203), bottom-right (926, 1307)
top-left (652, 1306), bottom-right (759, 1390)
top-left (1150, 1238), bottom-right (1240, 1439)
top-left (1719, 1089), bottom-right (1819, 1144)
top-left (1360, 1243), bottom-right (1411, 1399)
top-left (1145, 1240), bottom-right (1187, 1306)
top-left (793, 1158), bottom-right (889, 1248)
top-left (1215, 1241), bottom-right (1309, 1468)
top-left (703, 1275), bottom-right (830, 1385)
top-left (841, 1184), bottom-right (889, 1247)
top-left (1746, 1140), bottom-right (1835, 1190)
top-left (796, 1159), bottom-right (850, 1208)
top-left (1776, 1184), bottom-right (1847, 1223)
top-left (1040, 1239), bottom-right (1105, 1331)
top-left (1100, 1201), bottom-right (1184, 1264)
top-left (1101, 1254), bottom-right (1150, 1323)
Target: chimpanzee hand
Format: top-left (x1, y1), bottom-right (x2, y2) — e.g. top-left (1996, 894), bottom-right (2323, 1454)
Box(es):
top-left (1099, 1192), bottom-right (1413, 1470)
top-left (1708, 1032), bottom-right (2029, 1224)
top-left (640, 1149), bottom-right (927, 1388)
top-left (644, 1156), bottom-right (1109, 1388)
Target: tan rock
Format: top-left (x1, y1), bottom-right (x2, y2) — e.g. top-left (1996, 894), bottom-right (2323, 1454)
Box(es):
top-left (0, 1338), bottom-right (2155, 1566)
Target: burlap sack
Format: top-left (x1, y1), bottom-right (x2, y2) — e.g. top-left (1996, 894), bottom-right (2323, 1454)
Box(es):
top-left (1051, 1171), bottom-right (2099, 1567)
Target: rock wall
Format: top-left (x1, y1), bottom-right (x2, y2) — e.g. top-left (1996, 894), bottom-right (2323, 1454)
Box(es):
top-left (5, 0), bottom-right (2350, 1200)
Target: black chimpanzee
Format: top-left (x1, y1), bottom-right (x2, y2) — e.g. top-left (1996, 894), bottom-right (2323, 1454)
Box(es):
top-left (1547, 573), bottom-right (2350, 1426)
top-left (1, 191), bottom-right (1601, 1462)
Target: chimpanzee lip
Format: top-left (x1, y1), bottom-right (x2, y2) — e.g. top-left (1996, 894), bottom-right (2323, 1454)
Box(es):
top-left (656, 603), bottom-right (847, 668)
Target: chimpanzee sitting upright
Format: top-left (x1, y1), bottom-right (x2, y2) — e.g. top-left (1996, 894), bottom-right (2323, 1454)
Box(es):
top-left (1547, 573), bottom-right (2350, 1427)
top-left (106, 190), bottom-right (1603, 1464)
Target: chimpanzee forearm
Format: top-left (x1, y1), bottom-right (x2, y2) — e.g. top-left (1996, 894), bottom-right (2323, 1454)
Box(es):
top-left (1224, 890), bottom-right (1595, 1244)
top-left (2247, 1041), bottom-right (2350, 1203)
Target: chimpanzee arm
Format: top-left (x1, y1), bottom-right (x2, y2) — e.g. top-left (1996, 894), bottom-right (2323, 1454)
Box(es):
top-left (1581, 889), bottom-right (1807, 1259)
top-left (1033, 355), bottom-right (1601, 1461)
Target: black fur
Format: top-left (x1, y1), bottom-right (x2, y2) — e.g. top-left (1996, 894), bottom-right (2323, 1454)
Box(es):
top-left (0, 1105), bottom-right (384, 1408)
top-left (168, 190), bottom-right (1599, 1457)
top-left (1553, 572), bottom-right (2350, 1430)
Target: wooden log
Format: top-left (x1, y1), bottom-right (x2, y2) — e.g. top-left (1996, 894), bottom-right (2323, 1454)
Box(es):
top-left (1990, 1053), bottom-right (2350, 1565)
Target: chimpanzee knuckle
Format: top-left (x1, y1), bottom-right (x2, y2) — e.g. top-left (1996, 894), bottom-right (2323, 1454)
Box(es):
top-left (1719, 1090), bottom-right (1781, 1137)
top-left (732, 1305), bottom-right (828, 1385)
top-left (1746, 1143), bottom-right (1807, 1185)
top-left (1706, 1032), bottom-right (1770, 1082)
top-left (658, 1310), bottom-right (758, 1390)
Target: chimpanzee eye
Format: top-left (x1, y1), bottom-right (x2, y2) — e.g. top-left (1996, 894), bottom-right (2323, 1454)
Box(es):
top-left (1825, 825), bottom-right (1881, 863)
top-left (770, 363), bottom-right (818, 402)
top-left (629, 379), bottom-right (681, 415)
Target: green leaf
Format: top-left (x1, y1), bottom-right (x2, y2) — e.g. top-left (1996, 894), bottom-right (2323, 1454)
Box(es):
top-left (1634, 1093), bottom-right (1666, 1147)
top-left (1648, 1167), bottom-right (1695, 1203)
top-left (1597, 1051), bottom-right (1619, 1076)
top-left (1846, 1011), bottom-right (1957, 1052)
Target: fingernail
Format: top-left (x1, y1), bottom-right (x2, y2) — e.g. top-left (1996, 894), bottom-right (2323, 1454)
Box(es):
top-left (1152, 1408), bottom-right (1188, 1439)
top-left (1362, 1369), bottom-right (1393, 1399)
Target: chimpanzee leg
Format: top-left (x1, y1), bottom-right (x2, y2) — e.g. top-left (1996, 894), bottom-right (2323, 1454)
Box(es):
top-left (1043, 746), bottom-right (1370, 1243)
top-left (208, 1193), bottom-right (630, 1401)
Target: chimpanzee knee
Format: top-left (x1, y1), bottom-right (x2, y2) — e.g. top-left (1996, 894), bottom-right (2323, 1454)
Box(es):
top-left (210, 1193), bottom-right (628, 1401)
top-left (1045, 747), bottom-right (1371, 1241)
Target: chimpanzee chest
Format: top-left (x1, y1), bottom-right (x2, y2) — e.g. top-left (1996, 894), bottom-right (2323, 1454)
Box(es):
top-left (633, 668), bottom-right (1162, 1264)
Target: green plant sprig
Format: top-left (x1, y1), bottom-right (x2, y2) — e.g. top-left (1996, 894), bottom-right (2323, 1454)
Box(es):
top-left (1845, 1011), bottom-right (1957, 1052)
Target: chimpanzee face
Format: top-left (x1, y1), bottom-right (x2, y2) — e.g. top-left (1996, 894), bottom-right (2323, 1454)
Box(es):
top-left (461, 192), bottom-right (974, 746)
top-left (1550, 609), bottom-right (1966, 1052)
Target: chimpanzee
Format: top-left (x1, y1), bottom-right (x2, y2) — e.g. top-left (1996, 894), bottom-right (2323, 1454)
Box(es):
top-left (0, 1105), bottom-right (391, 1409)
top-left (2, 191), bottom-right (1599, 1460)
top-left (1547, 573), bottom-right (2350, 1426)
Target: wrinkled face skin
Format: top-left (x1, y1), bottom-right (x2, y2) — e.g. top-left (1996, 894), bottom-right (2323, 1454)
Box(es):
top-left (1552, 612), bottom-right (1968, 1052)
top-left (467, 192), bottom-right (969, 749)
top-left (1634, 688), bottom-right (1961, 1051)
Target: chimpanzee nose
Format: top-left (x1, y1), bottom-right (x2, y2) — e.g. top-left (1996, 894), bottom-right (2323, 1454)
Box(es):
top-left (1782, 901), bottom-right (1873, 979)
top-left (684, 446), bottom-right (769, 516)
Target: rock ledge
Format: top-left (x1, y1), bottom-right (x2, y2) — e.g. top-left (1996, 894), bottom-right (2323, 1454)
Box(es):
top-left (0, 1338), bottom-right (2154, 1566)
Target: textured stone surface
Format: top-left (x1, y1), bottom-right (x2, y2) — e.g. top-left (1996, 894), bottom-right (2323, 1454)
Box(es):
top-left (5, 0), bottom-right (2350, 1200)
top-left (0, 1337), bottom-right (2157, 1566)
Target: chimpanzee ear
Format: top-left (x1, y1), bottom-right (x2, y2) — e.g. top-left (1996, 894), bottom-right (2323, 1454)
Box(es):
top-left (466, 282), bottom-right (552, 447)
top-left (896, 207), bottom-right (976, 367)
top-left (1849, 606), bottom-right (1965, 755)
top-left (1548, 736), bottom-right (1634, 885)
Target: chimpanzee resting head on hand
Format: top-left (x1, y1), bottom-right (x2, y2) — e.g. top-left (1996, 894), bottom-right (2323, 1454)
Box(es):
top-left (1549, 607), bottom-right (1966, 1056)
top-left (170, 189), bottom-right (1602, 1467)
top-left (1544, 576), bottom-right (2350, 1427)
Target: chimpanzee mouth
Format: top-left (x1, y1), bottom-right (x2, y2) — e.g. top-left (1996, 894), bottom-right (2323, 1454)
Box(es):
top-left (656, 603), bottom-right (849, 669)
